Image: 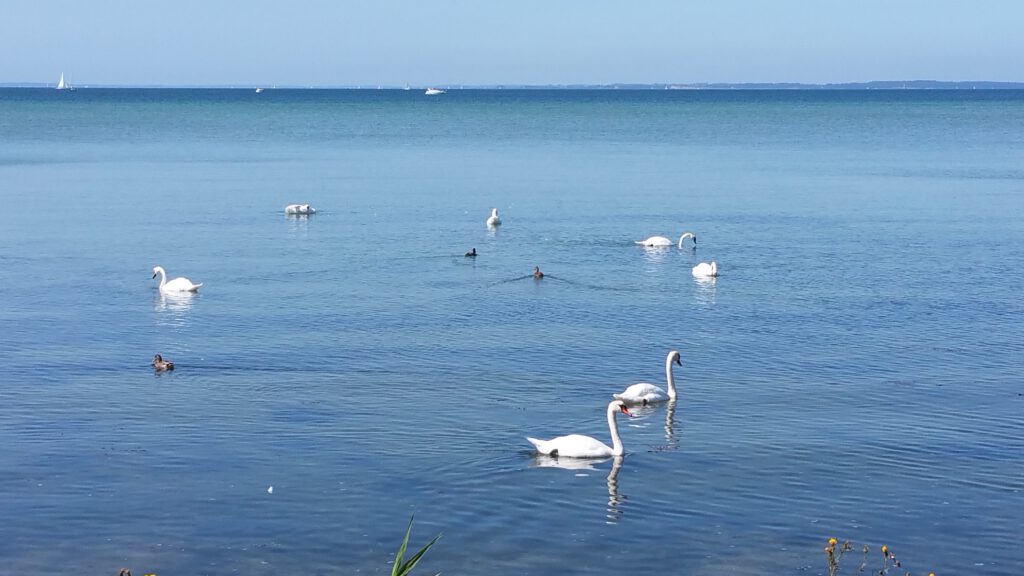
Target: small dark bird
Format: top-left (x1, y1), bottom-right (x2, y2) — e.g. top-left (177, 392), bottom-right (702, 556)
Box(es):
top-left (533, 266), bottom-right (544, 279)
top-left (152, 354), bottom-right (174, 372)
top-left (465, 248), bottom-right (477, 257)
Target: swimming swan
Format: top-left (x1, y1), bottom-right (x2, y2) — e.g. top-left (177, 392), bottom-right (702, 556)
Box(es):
top-left (151, 266), bottom-right (203, 293)
top-left (692, 261), bottom-right (718, 278)
top-left (486, 208), bottom-right (501, 227)
top-left (526, 400), bottom-right (632, 458)
top-left (613, 350), bottom-right (682, 405)
top-left (635, 232), bottom-right (697, 248)
top-left (285, 204), bottom-right (316, 215)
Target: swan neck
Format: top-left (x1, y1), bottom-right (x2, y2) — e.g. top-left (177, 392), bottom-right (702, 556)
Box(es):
top-left (665, 354), bottom-right (678, 399)
top-left (607, 403), bottom-right (625, 456)
top-left (156, 267), bottom-right (166, 287)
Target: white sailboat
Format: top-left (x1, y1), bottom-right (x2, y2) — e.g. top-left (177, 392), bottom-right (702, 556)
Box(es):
top-left (56, 72), bottom-right (72, 90)
top-left (424, 87), bottom-right (445, 95)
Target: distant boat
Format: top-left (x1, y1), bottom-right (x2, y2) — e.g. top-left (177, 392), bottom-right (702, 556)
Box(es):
top-left (56, 72), bottom-right (72, 91)
top-left (255, 87), bottom-right (264, 93)
top-left (424, 88), bottom-right (446, 95)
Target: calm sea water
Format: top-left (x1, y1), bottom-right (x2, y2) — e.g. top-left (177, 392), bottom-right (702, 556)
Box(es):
top-left (1, 88), bottom-right (1022, 575)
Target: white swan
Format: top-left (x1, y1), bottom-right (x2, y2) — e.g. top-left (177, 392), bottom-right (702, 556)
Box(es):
top-left (635, 232), bottom-right (696, 248)
top-left (486, 208), bottom-right (501, 227)
top-left (692, 261), bottom-right (718, 278)
top-left (613, 350), bottom-right (682, 405)
top-left (526, 400), bottom-right (632, 458)
top-left (284, 204), bottom-right (315, 215)
top-left (151, 266), bottom-right (202, 293)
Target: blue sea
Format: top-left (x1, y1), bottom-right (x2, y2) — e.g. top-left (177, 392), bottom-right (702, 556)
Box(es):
top-left (1, 88), bottom-right (1022, 575)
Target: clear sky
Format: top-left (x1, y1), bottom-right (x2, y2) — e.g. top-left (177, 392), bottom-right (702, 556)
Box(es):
top-left (3, 0), bottom-right (1021, 86)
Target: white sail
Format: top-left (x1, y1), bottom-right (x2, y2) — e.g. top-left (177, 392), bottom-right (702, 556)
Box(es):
top-left (56, 72), bottom-right (67, 90)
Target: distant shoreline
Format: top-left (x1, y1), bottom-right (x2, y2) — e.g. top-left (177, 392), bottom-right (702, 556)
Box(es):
top-left (3, 80), bottom-right (1024, 90)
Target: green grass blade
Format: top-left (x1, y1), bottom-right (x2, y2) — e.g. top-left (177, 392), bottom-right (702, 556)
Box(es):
top-left (390, 515), bottom-right (441, 576)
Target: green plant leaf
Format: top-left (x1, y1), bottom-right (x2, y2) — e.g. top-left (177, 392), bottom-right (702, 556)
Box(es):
top-left (391, 515), bottom-right (441, 576)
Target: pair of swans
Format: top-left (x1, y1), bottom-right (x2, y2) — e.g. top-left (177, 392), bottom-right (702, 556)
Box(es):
top-left (526, 350), bottom-right (682, 458)
top-left (486, 208), bottom-right (501, 227)
top-left (285, 203), bottom-right (315, 215)
top-left (635, 232), bottom-right (696, 249)
top-left (152, 266), bottom-right (202, 293)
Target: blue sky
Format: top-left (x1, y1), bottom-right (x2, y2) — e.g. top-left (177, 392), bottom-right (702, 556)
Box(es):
top-left (3, 0), bottom-right (1020, 86)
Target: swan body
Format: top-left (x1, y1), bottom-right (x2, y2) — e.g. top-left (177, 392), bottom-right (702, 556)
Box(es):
top-left (284, 204), bottom-right (315, 215)
top-left (486, 208), bottom-right (501, 227)
top-left (152, 354), bottom-right (174, 372)
top-left (692, 261), bottom-right (718, 278)
top-left (635, 232), bottom-right (697, 248)
top-left (151, 266), bottom-right (202, 293)
top-left (526, 400), bottom-right (632, 458)
top-left (614, 350), bottom-right (681, 405)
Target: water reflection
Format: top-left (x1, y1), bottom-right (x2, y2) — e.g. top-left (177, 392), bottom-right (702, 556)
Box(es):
top-left (663, 399), bottom-right (678, 447)
top-left (625, 399), bottom-right (680, 451)
top-left (530, 455), bottom-right (627, 524)
top-left (605, 456), bottom-right (624, 524)
top-left (639, 245), bottom-right (670, 265)
top-left (693, 276), bottom-right (717, 305)
top-left (153, 291), bottom-right (196, 327)
top-left (285, 212), bottom-right (313, 236)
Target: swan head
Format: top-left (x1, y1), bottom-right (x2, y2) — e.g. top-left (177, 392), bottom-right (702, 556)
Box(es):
top-left (611, 399), bottom-right (633, 417)
top-left (151, 266), bottom-right (163, 278)
top-left (669, 350), bottom-right (682, 366)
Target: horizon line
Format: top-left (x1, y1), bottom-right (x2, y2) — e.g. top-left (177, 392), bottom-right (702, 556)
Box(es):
top-left (4, 79), bottom-right (1024, 90)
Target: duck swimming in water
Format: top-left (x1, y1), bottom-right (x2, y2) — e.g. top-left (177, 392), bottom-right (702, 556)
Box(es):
top-left (465, 248), bottom-right (477, 257)
top-left (533, 266), bottom-right (544, 279)
top-left (152, 354), bottom-right (174, 372)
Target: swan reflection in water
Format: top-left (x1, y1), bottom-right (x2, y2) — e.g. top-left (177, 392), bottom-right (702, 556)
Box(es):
top-left (694, 275), bottom-right (717, 305)
top-left (154, 291), bottom-right (195, 312)
top-left (530, 454), bottom-right (627, 524)
top-left (624, 399), bottom-right (680, 451)
top-left (153, 291), bottom-right (196, 327)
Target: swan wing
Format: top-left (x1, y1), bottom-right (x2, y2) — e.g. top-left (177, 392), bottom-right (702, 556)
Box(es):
top-left (613, 382), bottom-right (668, 404)
top-left (527, 434), bottom-right (613, 458)
top-left (637, 236), bottom-right (671, 246)
top-left (163, 277), bottom-right (201, 292)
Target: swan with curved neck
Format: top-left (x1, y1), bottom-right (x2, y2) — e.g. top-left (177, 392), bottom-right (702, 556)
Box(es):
top-left (692, 261), bottom-right (718, 278)
top-left (151, 266), bottom-right (203, 293)
top-left (486, 208), bottom-right (501, 227)
top-left (614, 350), bottom-right (682, 405)
top-left (526, 400), bottom-right (632, 458)
top-left (635, 231), bottom-right (697, 248)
